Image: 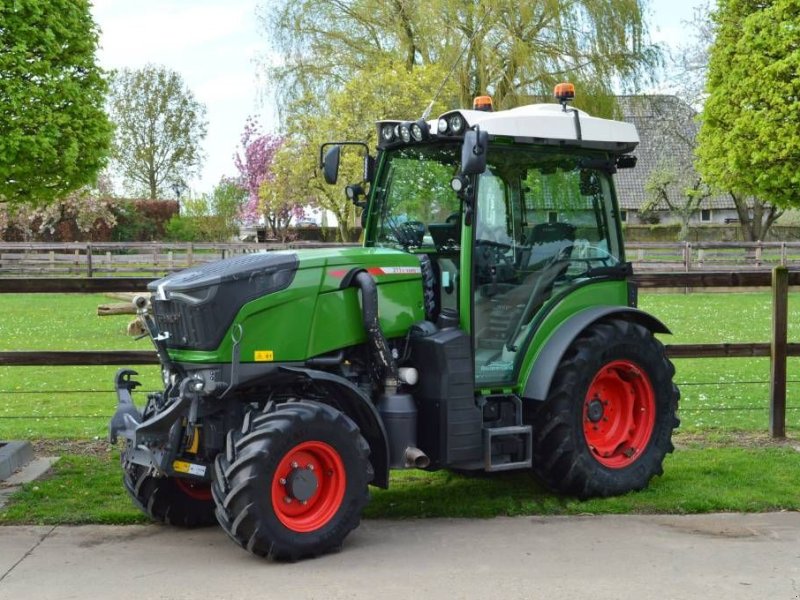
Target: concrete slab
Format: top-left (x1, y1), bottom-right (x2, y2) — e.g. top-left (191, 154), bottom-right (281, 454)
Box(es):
top-left (1, 512), bottom-right (799, 600)
top-left (0, 527), bottom-right (52, 582)
top-left (0, 458), bottom-right (60, 510)
top-left (0, 442), bottom-right (33, 481)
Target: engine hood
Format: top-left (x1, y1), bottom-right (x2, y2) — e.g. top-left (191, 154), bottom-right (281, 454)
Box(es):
top-left (147, 246), bottom-right (421, 351)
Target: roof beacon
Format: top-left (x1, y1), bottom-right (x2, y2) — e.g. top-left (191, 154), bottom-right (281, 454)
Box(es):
top-left (473, 96), bottom-right (493, 112)
top-left (554, 82), bottom-right (576, 112)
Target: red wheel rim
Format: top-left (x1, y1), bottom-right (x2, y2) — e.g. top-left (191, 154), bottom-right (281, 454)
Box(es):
top-left (583, 360), bottom-right (656, 469)
top-left (271, 441), bottom-right (346, 533)
top-left (175, 478), bottom-right (213, 501)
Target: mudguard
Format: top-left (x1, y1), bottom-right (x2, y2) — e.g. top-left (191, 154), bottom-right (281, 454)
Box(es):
top-left (279, 366), bottom-right (390, 488)
top-left (522, 306), bottom-right (670, 402)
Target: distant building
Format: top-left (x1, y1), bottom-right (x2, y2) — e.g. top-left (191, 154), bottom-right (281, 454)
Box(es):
top-left (614, 95), bottom-right (738, 226)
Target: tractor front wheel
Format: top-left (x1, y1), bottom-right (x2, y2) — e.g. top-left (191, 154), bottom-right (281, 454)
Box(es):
top-left (122, 463), bottom-right (216, 527)
top-left (530, 318), bottom-right (679, 498)
top-left (212, 401), bottom-right (372, 560)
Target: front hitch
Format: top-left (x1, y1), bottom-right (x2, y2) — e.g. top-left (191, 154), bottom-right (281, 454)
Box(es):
top-left (108, 369), bottom-right (142, 443)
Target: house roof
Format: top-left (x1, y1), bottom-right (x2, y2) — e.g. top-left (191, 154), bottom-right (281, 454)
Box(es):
top-left (614, 95), bottom-right (735, 211)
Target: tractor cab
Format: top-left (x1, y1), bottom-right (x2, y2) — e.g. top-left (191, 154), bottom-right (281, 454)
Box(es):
top-left (323, 87), bottom-right (638, 389)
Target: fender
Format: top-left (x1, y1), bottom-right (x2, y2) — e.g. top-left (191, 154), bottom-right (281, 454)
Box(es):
top-left (522, 306), bottom-right (670, 402)
top-left (280, 366), bottom-right (390, 488)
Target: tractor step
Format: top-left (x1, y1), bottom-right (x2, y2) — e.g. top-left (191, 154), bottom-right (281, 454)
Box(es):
top-left (482, 425), bottom-right (532, 472)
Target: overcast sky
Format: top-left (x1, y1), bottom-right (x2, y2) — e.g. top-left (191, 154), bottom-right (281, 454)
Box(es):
top-left (91, 0), bottom-right (709, 198)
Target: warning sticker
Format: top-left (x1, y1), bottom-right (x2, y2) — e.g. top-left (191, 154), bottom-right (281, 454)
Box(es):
top-left (254, 350), bottom-right (274, 362)
top-left (173, 460), bottom-right (207, 477)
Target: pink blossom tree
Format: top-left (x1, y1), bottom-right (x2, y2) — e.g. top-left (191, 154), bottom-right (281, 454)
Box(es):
top-left (234, 118), bottom-right (302, 240)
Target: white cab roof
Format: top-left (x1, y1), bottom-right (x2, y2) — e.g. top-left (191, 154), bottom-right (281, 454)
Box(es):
top-left (441, 103), bottom-right (639, 147)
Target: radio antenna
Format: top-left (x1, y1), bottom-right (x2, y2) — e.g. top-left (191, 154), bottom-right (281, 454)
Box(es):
top-left (420, 7), bottom-right (493, 121)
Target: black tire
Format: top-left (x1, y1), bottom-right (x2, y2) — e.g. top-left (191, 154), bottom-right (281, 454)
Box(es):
top-left (122, 463), bottom-right (217, 527)
top-left (529, 318), bottom-right (679, 498)
top-left (212, 401), bottom-right (372, 561)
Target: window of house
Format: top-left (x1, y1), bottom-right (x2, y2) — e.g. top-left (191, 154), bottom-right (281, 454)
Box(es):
top-left (700, 209), bottom-right (711, 222)
top-left (547, 211), bottom-right (558, 224)
top-left (620, 210), bottom-right (627, 222)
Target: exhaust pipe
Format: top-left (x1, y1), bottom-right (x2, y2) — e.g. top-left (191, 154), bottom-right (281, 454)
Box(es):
top-left (404, 446), bottom-right (430, 469)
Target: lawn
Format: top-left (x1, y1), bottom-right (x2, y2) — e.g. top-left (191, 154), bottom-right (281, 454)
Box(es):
top-left (1, 290), bottom-right (799, 524)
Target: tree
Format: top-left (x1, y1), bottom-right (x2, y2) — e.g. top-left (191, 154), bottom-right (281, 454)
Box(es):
top-left (659, 5), bottom-right (782, 241)
top-left (234, 119), bottom-right (300, 240)
top-left (278, 58), bottom-right (457, 241)
top-left (262, 0), bottom-right (658, 115)
top-left (108, 65), bottom-right (207, 199)
top-left (697, 0), bottom-right (800, 213)
top-left (0, 0), bottom-right (112, 205)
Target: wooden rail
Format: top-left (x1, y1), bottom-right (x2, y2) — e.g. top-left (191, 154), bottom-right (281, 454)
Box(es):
top-left (2, 241), bottom-right (800, 276)
top-left (0, 268), bottom-right (796, 437)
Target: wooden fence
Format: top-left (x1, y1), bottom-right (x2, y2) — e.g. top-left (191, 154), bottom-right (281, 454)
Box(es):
top-left (0, 241), bottom-right (358, 277)
top-left (2, 241), bottom-right (800, 277)
top-left (0, 269), bottom-right (795, 437)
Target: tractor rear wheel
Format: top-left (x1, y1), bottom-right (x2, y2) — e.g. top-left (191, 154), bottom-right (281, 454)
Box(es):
top-left (122, 463), bottom-right (216, 527)
top-left (530, 318), bottom-right (679, 498)
top-left (212, 401), bottom-right (372, 560)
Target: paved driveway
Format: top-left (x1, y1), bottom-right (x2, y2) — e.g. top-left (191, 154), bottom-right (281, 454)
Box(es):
top-left (2, 512), bottom-right (799, 600)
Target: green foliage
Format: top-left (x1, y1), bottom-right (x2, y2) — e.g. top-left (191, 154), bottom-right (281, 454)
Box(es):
top-left (108, 65), bottom-right (207, 199)
top-left (279, 58), bottom-right (458, 241)
top-left (164, 183), bottom-right (245, 242)
top-left (0, 0), bottom-right (112, 205)
top-left (264, 0), bottom-right (658, 113)
top-left (697, 0), bottom-right (800, 208)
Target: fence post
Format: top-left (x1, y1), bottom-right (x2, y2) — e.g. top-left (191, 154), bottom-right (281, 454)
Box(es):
top-left (683, 242), bottom-right (692, 272)
top-left (86, 244), bottom-right (93, 278)
top-left (770, 265), bottom-right (788, 438)
top-left (187, 243), bottom-right (194, 267)
top-left (755, 242), bottom-right (763, 267)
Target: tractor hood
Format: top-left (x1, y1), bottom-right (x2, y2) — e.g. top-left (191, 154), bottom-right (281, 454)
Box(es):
top-left (147, 246), bottom-right (422, 351)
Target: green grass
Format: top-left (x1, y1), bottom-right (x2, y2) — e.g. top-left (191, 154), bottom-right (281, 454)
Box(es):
top-left (5, 291), bottom-right (798, 438)
top-left (1, 291), bottom-right (799, 524)
top-left (3, 446), bottom-right (799, 525)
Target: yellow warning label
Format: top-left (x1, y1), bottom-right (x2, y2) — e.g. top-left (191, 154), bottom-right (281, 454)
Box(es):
top-left (172, 460), bottom-right (207, 476)
top-left (254, 350), bottom-right (274, 362)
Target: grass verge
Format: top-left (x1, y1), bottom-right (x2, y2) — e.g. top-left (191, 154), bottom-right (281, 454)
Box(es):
top-left (2, 444), bottom-right (799, 525)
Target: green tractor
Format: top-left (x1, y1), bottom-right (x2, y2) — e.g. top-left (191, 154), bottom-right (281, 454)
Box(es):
top-left (110, 86), bottom-right (679, 560)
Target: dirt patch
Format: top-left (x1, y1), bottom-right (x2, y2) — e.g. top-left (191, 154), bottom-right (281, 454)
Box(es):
top-left (32, 439), bottom-right (115, 459)
top-left (673, 431), bottom-right (800, 450)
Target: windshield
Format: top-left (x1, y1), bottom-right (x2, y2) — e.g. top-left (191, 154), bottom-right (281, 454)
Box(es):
top-left (371, 144), bottom-right (462, 251)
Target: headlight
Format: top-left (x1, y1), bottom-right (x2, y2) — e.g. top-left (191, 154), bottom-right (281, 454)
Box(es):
top-left (437, 118), bottom-right (448, 133)
top-left (449, 114), bottom-right (464, 134)
top-left (410, 122), bottom-right (424, 141)
top-left (381, 123), bottom-right (395, 142)
top-left (399, 123), bottom-right (411, 143)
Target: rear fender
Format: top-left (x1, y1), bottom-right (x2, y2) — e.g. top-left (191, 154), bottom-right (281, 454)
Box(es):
top-left (522, 306), bottom-right (670, 402)
top-left (280, 366), bottom-right (390, 488)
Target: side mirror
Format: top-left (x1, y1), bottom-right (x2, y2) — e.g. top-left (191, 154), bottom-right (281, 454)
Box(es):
top-left (460, 126), bottom-right (489, 176)
top-left (322, 145), bottom-right (341, 185)
top-left (364, 155), bottom-right (375, 183)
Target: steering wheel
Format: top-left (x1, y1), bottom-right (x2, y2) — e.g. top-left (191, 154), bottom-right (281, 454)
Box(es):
top-left (398, 220), bottom-right (425, 246)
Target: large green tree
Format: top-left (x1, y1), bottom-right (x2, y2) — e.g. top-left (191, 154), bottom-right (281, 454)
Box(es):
top-left (277, 58), bottom-right (457, 241)
top-left (0, 0), bottom-right (112, 205)
top-left (697, 0), bottom-right (800, 210)
top-left (263, 0), bottom-right (656, 114)
top-left (108, 65), bottom-right (207, 199)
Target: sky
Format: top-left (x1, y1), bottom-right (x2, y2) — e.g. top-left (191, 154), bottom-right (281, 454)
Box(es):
top-left (91, 0), bottom-right (710, 198)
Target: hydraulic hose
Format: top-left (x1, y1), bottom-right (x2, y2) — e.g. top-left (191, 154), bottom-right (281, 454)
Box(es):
top-left (352, 271), bottom-right (397, 379)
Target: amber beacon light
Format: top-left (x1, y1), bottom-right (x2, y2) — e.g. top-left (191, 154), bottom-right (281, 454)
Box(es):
top-left (473, 95), bottom-right (493, 112)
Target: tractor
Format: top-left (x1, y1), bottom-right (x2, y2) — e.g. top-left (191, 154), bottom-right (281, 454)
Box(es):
top-left (109, 84), bottom-right (679, 560)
